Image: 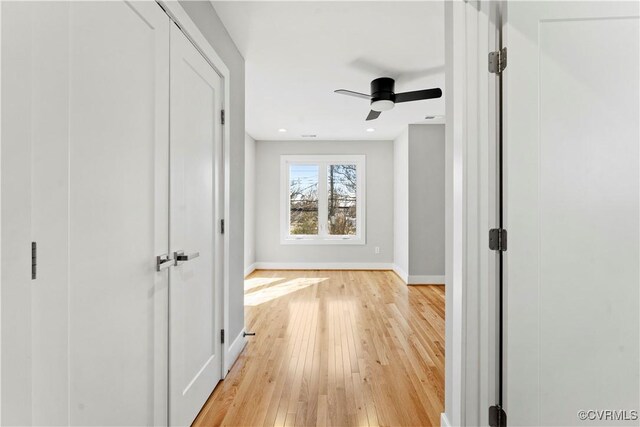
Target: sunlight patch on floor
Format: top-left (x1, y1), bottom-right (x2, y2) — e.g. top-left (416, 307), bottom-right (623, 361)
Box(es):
top-left (244, 277), bottom-right (329, 306)
top-left (244, 277), bottom-right (285, 292)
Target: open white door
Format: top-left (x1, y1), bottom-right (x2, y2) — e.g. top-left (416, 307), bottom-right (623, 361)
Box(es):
top-left (504, 2), bottom-right (639, 425)
top-left (169, 23), bottom-right (224, 426)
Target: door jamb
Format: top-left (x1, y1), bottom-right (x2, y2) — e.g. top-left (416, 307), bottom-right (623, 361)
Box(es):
top-left (444, 1), bottom-right (503, 426)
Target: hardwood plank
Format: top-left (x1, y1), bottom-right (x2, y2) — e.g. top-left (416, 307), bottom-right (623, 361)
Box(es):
top-left (193, 270), bottom-right (445, 427)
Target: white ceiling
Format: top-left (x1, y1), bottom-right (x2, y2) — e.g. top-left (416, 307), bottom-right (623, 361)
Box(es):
top-left (212, 1), bottom-right (445, 141)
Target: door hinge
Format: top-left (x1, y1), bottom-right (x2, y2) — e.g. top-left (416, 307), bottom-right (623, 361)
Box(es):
top-left (221, 219), bottom-right (225, 234)
top-left (31, 242), bottom-right (37, 280)
top-left (221, 329), bottom-right (225, 344)
top-left (221, 109), bottom-right (225, 125)
top-left (489, 405), bottom-right (507, 427)
top-left (489, 47), bottom-right (507, 74)
top-left (489, 228), bottom-right (507, 251)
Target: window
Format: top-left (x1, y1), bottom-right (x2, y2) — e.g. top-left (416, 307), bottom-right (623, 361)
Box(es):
top-left (281, 155), bottom-right (365, 244)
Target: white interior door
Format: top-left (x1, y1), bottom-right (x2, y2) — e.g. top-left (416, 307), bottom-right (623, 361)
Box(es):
top-left (504, 2), bottom-right (639, 425)
top-left (1, 2), bottom-right (170, 425)
top-left (169, 23), bottom-right (223, 427)
top-left (68, 3), bottom-right (170, 425)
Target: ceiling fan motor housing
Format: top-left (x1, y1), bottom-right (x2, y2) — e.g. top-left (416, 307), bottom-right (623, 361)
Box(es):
top-left (370, 77), bottom-right (396, 111)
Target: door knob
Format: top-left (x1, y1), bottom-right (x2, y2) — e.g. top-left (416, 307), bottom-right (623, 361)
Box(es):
top-left (156, 254), bottom-right (174, 271)
top-left (174, 250), bottom-right (199, 265)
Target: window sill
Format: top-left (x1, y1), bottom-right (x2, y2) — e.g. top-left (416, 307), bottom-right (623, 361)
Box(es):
top-left (281, 237), bottom-right (366, 246)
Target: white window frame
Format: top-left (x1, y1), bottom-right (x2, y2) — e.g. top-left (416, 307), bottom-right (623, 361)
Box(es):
top-left (280, 155), bottom-right (366, 245)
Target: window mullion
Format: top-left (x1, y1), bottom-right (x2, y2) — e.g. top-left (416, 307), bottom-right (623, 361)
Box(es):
top-left (285, 161), bottom-right (291, 239)
top-left (357, 160), bottom-right (364, 241)
top-left (318, 161), bottom-right (328, 239)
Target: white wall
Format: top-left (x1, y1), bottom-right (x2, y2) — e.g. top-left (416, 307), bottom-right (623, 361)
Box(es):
top-left (180, 1), bottom-right (246, 343)
top-left (408, 124), bottom-right (446, 279)
top-left (394, 124), bottom-right (446, 284)
top-left (393, 128), bottom-right (409, 279)
top-left (244, 133), bottom-right (256, 275)
top-left (254, 140), bottom-right (394, 267)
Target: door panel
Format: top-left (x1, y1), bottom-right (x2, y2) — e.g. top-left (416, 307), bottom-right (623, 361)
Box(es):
top-left (1, 3), bottom-right (35, 423)
top-left (169, 24), bottom-right (223, 427)
top-left (505, 2), bottom-right (639, 425)
top-left (68, 3), bottom-right (169, 425)
top-left (30, 3), bottom-right (71, 425)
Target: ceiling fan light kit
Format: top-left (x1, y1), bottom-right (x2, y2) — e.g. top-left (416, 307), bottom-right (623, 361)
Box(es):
top-left (370, 77), bottom-right (396, 112)
top-left (371, 100), bottom-right (395, 112)
top-left (335, 76), bottom-right (442, 121)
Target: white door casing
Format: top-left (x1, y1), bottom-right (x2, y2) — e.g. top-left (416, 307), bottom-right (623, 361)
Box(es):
top-left (504, 2), bottom-right (639, 425)
top-left (169, 23), bottom-right (224, 427)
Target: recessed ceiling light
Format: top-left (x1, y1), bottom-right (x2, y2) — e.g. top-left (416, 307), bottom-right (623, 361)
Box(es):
top-left (278, 128), bottom-right (287, 133)
top-left (366, 128), bottom-right (375, 132)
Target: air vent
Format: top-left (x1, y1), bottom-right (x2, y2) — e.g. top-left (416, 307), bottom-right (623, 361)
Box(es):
top-left (301, 134), bottom-right (317, 138)
top-left (425, 116), bottom-right (436, 120)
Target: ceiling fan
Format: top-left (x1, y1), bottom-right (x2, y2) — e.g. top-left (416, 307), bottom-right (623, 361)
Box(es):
top-left (334, 77), bottom-right (442, 121)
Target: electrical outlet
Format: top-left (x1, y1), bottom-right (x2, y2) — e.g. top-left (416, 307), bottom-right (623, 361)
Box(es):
top-left (374, 246), bottom-right (380, 254)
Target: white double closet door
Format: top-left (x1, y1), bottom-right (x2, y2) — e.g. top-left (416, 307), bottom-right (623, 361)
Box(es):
top-left (1, 2), bottom-right (222, 426)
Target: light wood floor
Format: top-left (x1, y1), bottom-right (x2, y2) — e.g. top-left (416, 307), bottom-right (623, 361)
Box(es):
top-left (193, 270), bottom-right (445, 427)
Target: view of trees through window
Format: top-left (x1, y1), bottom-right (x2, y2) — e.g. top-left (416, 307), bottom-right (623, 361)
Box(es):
top-left (327, 164), bottom-right (357, 235)
top-left (289, 164), bottom-right (319, 235)
top-left (289, 163), bottom-right (358, 236)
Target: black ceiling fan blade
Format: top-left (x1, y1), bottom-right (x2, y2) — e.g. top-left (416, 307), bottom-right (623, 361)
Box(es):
top-left (394, 88), bottom-right (442, 103)
top-left (366, 110), bottom-right (381, 121)
top-left (335, 89), bottom-right (371, 100)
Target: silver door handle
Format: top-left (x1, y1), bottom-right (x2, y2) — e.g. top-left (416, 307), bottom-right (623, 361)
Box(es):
top-left (174, 251), bottom-right (199, 264)
top-left (156, 254), bottom-right (174, 271)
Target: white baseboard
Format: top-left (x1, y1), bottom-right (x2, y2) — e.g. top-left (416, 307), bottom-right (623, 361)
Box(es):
top-left (224, 328), bottom-right (247, 377)
top-left (392, 264), bottom-right (409, 283)
top-left (253, 262), bottom-right (393, 270)
top-left (392, 265), bottom-right (445, 285)
top-left (408, 275), bottom-right (446, 285)
top-left (244, 263), bottom-right (256, 277)
top-left (441, 412), bottom-right (451, 427)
